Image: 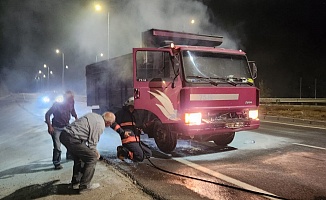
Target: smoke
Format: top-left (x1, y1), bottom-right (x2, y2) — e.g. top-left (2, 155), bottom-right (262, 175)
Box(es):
top-left (0, 0), bottom-right (241, 94)
top-left (109, 0), bottom-right (240, 57)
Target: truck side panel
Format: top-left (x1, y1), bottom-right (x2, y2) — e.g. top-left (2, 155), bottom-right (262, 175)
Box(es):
top-left (86, 54), bottom-right (133, 112)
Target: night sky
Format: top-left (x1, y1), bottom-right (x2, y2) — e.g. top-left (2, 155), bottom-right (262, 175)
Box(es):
top-left (0, 0), bottom-right (325, 97)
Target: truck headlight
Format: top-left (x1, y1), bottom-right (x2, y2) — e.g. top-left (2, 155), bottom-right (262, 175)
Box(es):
top-left (55, 95), bottom-right (64, 103)
top-left (185, 113), bottom-right (202, 125)
top-left (248, 110), bottom-right (259, 120)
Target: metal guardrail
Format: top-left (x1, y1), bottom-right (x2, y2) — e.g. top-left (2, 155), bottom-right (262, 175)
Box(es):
top-left (7, 93), bottom-right (87, 103)
top-left (260, 98), bottom-right (326, 105)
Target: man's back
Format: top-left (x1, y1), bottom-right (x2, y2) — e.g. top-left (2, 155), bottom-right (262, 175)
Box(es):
top-left (64, 113), bottom-right (105, 149)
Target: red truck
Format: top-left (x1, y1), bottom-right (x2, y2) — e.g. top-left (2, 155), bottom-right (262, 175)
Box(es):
top-left (86, 29), bottom-right (260, 153)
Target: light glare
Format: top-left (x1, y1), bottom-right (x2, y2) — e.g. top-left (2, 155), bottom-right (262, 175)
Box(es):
top-left (185, 112), bottom-right (202, 125)
top-left (249, 110), bottom-right (259, 119)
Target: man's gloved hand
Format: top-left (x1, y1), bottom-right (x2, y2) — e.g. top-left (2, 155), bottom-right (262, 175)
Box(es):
top-left (124, 130), bottom-right (132, 138)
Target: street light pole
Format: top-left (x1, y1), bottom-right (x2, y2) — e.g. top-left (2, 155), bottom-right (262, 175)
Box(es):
top-left (314, 78), bottom-right (317, 99)
top-left (44, 64), bottom-right (49, 90)
top-left (299, 77), bottom-right (302, 99)
top-left (56, 49), bottom-right (65, 90)
top-left (107, 12), bottom-right (110, 59)
top-left (94, 3), bottom-right (109, 59)
top-left (62, 52), bottom-right (65, 90)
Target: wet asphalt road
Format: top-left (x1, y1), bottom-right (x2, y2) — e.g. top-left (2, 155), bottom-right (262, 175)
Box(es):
top-left (1, 95), bottom-right (325, 200)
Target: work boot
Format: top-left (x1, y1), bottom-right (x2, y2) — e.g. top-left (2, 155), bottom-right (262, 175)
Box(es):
top-left (68, 182), bottom-right (80, 190)
top-left (117, 146), bottom-right (129, 161)
top-left (54, 164), bottom-right (63, 170)
top-left (79, 183), bottom-right (100, 194)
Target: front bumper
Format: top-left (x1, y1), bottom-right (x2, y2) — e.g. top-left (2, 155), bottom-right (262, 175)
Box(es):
top-left (179, 118), bottom-right (260, 136)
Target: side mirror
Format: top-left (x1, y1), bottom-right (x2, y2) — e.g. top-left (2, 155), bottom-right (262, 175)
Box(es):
top-left (249, 61), bottom-right (258, 79)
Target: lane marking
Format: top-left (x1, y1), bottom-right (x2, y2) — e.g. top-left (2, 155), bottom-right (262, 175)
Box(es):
top-left (173, 157), bottom-right (277, 200)
top-left (261, 120), bottom-right (326, 130)
top-left (293, 143), bottom-right (326, 150)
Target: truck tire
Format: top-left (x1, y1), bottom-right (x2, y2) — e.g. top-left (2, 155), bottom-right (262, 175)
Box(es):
top-left (213, 132), bottom-right (235, 146)
top-left (154, 124), bottom-right (177, 153)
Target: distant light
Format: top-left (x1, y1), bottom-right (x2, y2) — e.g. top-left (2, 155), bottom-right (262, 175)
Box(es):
top-left (65, 65), bottom-right (68, 69)
top-left (170, 43), bottom-right (175, 49)
top-left (38, 70), bottom-right (42, 74)
top-left (100, 53), bottom-right (104, 57)
top-left (56, 49), bottom-right (60, 54)
top-left (191, 19), bottom-right (195, 24)
top-left (95, 4), bottom-right (102, 11)
top-left (55, 95), bottom-right (64, 103)
top-left (42, 96), bottom-right (50, 103)
top-left (43, 74), bottom-right (46, 78)
top-left (44, 64), bottom-right (47, 68)
top-left (50, 71), bottom-right (53, 74)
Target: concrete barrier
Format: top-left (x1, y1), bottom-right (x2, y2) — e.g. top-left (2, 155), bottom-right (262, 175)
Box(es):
top-left (260, 115), bottom-right (326, 127)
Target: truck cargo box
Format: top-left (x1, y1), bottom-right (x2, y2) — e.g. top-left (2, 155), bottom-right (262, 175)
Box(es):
top-left (86, 54), bottom-right (133, 112)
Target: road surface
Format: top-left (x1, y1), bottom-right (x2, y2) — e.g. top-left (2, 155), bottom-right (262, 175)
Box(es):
top-left (1, 94), bottom-right (325, 199)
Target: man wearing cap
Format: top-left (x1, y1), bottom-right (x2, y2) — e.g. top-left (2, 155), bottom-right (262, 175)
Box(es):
top-left (45, 91), bottom-right (78, 170)
top-left (60, 112), bottom-right (115, 192)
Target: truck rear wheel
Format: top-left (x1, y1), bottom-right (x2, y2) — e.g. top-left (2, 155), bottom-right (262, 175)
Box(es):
top-left (154, 124), bottom-right (177, 153)
top-left (213, 132), bottom-right (235, 146)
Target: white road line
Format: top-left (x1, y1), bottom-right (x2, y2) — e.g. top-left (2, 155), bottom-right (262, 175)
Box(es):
top-left (262, 120), bottom-right (326, 130)
top-left (173, 157), bottom-right (278, 200)
top-left (293, 143), bottom-right (326, 150)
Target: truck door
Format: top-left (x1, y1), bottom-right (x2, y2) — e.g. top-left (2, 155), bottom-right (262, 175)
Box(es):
top-left (133, 48), bottom-right (181, 123)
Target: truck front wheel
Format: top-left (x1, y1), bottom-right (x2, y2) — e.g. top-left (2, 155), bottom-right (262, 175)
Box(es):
top-left (213, 132), bottom-right (235, 146)
top-left (154, 124), bottom-right (177, 153)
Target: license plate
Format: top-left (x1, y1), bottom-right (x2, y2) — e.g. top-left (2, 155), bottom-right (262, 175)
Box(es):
top-left (226, 122), bottom-right (244, 128)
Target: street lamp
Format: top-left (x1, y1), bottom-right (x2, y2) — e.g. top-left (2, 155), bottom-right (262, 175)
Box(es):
top-left (95, 53), bottom-right (104, 62)
top-left (95, 3), bottom-right (110, 59)
top-left (190, 19), bottom-right (195, 24)
top-left (95, 4), bottom-right (102, 11)
top-left (55, 49), bottom-right (65, 89)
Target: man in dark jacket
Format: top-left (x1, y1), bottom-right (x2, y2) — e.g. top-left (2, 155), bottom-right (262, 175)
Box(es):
top-left (112, 97), bottom-right (152, 162)
top-left (45, 91), bottom-right (78, 169)
top-left (60, 112), bottom-right (115, 192)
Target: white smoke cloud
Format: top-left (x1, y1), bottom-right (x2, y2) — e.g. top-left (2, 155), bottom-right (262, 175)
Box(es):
top-left (0, 0), bottom-right (240, 93)
top-left (71, 0), bottom-right (240, 58)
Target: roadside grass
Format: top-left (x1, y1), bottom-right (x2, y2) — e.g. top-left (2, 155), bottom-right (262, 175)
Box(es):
top-left (259, 105), bottom-right (326, 121)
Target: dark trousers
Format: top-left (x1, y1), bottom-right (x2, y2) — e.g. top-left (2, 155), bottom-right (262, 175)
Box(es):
top-left (60, 132), bottom-right (97, 188)
top-left (123, 141), bottom-right (152, 162)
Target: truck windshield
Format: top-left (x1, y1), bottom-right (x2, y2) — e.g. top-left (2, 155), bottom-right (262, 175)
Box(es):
top-left (182, 51), bottom-right (252, 84)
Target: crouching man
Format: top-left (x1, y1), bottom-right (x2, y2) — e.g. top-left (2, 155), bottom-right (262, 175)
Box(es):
top-left (60, 112), bottom-right (115, 192)
top-left (112, 97), bottom-right (152, 162)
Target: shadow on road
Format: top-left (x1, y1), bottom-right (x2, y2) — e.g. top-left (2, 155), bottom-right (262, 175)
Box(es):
top-left (140, 138), bottom-right (237, 159)
top-left (102, 138), bottom-right (238, 160)
top-left (0, 161), bottom-right (63, 179)
top-left (1, 180), bottom-right (79, 200)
